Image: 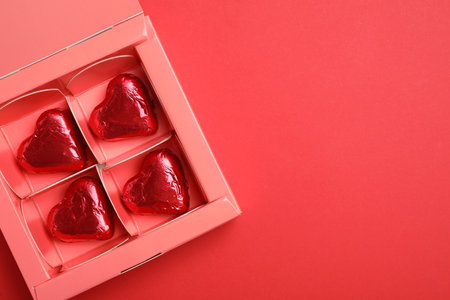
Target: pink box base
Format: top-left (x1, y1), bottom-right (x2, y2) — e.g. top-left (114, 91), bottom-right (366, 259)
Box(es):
top-left (0, 14), bottom-right (240, 300)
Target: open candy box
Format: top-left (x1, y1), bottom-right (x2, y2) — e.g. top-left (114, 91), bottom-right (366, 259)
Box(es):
top-left (0, 1), bottom-right (240, 299)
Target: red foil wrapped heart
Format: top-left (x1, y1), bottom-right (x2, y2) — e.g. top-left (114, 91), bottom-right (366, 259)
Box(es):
top-left (17, 109), bottom-right (87, 173)
top-left (88, 73), bottom-right (157, 141)
top-left (47, 177), bottom-right (114, 242)
top-left (122, 149), bottom-right (189, 214)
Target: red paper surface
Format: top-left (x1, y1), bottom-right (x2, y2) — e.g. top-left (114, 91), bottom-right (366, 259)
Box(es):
top-left (1, 1), bottom-right (449, 299)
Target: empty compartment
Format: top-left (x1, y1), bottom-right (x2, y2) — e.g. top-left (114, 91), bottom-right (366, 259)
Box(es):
top-left (0, 87), bottom-right (97, 199)
top-left (62, 52), bottom-right (172, 166)
top-left (21, 166), bottom-right (129, 273)
top-left (100, 135), bottom-right (207, 236)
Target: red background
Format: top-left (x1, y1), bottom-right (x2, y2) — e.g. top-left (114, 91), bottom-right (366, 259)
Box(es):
top-left (1, 1), bottom-right (450, 299)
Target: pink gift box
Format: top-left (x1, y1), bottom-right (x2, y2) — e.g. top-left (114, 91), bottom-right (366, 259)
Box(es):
top-left (0, 1), bottom-right (240, 299)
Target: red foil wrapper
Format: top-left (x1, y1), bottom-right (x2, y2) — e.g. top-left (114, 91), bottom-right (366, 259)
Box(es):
top-left (17, 109), bottom-right (87, 173)
top-left (88, 73), bottom-right (158, 141)
top-left (122, 149), bottom-right (189, 214)
top-left (47, 177), bottom-right (114, 242)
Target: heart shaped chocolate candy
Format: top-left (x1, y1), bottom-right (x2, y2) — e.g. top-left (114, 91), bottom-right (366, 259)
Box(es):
top-left (17, 109), bottom-right (87, 173)
top-left (89, 73), bottom-right (157, 141)
top-left (122, 149), bottom-right (189, 214)
top-left (47, 177), bottom-right (114, 242)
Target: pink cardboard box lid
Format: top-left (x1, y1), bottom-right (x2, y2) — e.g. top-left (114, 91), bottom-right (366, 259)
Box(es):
top-left (0, 0), bottom-right (142, 81)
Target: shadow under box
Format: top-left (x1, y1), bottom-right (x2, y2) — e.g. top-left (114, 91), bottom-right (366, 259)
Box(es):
top-left (100, 135), bottom-right (207, 236)
top-left (21, 165), bottom-right (129, 275)
top-left (62, 54), bottom-right (172, 166)
top-left (0, 87), bottom-right (97, 199)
